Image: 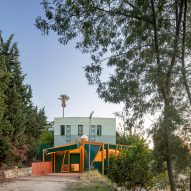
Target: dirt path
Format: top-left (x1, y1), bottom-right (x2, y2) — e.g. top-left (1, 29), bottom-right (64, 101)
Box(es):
top-left (0, 175), bottom-right (80, 191)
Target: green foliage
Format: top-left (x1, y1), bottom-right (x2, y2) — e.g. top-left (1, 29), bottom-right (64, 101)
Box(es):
top-left (153, 131), bottom-right (191, 174)
top-left (108, 134), bottom-right (152, 190)
top-left (117, 132), bottom-right (144, 145)
top-left (39, 128), bottom-right (54, 145)
top-left (0, 136), bottom-right (10, 162)
top-left (0, 32), bottom-right (48, 167)
top-left (150, 172), bottom-right (169, 190)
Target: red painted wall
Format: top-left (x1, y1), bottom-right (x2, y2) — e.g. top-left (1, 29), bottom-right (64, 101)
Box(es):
top-left (32, 161), bottom-right (52, 176)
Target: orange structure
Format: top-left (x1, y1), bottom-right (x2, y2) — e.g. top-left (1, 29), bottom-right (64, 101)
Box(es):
top-left (33, 138), bottom-right (129, 176)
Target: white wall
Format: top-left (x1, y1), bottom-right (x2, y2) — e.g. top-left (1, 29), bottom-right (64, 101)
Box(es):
top-left (53, 117), bottom-right (116, 145)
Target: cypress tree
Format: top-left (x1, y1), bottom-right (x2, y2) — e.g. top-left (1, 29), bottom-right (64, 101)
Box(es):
top-left (0, 33), bottom-right (48, 167)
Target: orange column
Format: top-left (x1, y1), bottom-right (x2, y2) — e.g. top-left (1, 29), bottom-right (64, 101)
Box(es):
top-left (108, 144), bottom-right (110, 166)
top-left (42, 149), bottom-right (45, 162)
top-left (54, 153), bottom-right (56, 173)
top-left (102, 143), bottom-right (104, 175)
top-left (82, 145), bottom-right (85, 173)
top-left (61, 151), bottom-right (66, 172)
top-left (80, 142), bottom-right (85, 173)
top-left (79, 147), bottom-right (81, 173)
top-left (51, 154), bottom-right (53, 173)
top-left (68, 151), bottom-right (70, 172)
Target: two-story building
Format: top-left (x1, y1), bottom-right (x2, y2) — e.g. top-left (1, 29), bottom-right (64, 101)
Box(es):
top-left (32, 117), bottom-right (130, 176)
top-left (53, 117), bottom-right (116, 146)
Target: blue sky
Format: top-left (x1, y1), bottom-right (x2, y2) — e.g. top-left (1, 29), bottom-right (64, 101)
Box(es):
top-left (0, 0), bottom-right (123, 122)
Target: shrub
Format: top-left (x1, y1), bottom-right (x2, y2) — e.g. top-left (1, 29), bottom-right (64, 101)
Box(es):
top-left (108, 135), bottom-right (152, 190)
top-left (38, 128), bottom-right (54, 145)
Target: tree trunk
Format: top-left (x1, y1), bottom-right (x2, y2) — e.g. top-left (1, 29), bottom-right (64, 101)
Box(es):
top-left (163, 99), bottom-right (176, 191)
top-left (63, 107), bottom-right (64, 118)
top-left (166, 143), bottom-right (176, 191)
top-left (181, 0), bottom-right (191, 105)
top-left (189, 172), bottom-right (191, 191)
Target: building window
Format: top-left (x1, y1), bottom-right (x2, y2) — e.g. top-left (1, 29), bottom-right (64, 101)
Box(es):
top-left (97, 125), bottom-right (102, 136)
top-left (91, 125), bottom-right (96, 141)
top-left (60, 125), bottom-right (65, 136)
top-left (66, 125), bottom-right (71, 141)
top-left (78, 125), bottom-right (83, 135)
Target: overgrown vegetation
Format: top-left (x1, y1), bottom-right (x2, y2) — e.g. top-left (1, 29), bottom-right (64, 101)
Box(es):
top-left (114, 133), bottom-right (191, 190)
top-left (0, 33), bottom-right (49, 168)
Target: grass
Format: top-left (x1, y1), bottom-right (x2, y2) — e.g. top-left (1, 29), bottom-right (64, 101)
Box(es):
top-left (66, 170), bottom-right (117, 191)
top-left (67, 182), bottom-right (116, 191)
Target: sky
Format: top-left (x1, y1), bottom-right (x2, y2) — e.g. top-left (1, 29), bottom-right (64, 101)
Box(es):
top-left (0, 0), bottom-right (123, 123)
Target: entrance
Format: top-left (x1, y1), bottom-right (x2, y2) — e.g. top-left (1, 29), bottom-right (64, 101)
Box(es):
top-left (70, 153), bottom-right (80, 172)
top-left (60, 149), bottom-right (81, 173)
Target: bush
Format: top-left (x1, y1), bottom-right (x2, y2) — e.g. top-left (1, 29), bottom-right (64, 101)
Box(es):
top-left (38, 128), bottom-right (54, 145)
top-left (108, 134), bottom-right (152, 190)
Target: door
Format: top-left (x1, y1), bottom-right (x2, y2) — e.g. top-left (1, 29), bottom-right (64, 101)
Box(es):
top-left (70, 153), bottom-right (80, 172)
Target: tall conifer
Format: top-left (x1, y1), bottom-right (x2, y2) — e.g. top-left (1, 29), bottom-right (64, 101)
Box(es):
top-left (0, 33), bottom-right (47, 166)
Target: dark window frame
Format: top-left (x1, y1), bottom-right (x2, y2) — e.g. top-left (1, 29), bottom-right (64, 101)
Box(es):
top-left (97, 125), bottom-right (102, 136)
top-left (60, 125), bottom-right (65, 136)
top-left (78, 125), bottom-right (83, 136)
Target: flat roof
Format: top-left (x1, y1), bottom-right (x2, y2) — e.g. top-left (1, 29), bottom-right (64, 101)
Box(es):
top-left (54, 117), bottom-right (116, 120)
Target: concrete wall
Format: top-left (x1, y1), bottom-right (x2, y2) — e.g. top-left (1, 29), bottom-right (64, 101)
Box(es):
top-left (54, 117), bottom-right (116, 146)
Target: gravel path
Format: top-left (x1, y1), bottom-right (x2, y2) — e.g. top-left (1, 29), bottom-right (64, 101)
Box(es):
top-left (0, 175), bottom-right (80, 191)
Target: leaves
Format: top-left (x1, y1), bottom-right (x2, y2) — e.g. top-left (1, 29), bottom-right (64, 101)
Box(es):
top-left (0, 33), bottom-right (48, 166)
top-left (58, 94), bottom-right (69, 108)
top-left (109, 134), bottom-right (152, 189)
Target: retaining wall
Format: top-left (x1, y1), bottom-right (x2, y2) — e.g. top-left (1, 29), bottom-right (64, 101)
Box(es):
top-left (3, 167), bottom-right (32, 178)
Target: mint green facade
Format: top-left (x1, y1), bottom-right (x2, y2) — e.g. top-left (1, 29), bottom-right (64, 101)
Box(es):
top-left (53, 117), bottom-right (116, 146)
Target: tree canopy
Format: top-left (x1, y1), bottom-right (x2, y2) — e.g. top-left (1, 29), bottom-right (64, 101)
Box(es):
top-left (36, 1), bottom-right (191, 190)
top-left (36, 0), bottom-right (191, 125)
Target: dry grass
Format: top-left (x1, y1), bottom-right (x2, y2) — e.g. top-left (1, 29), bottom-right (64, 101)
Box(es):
top-left (80, 169), bottom-right (109, 183)
top-left (66, 170), bottom-right (116, 191)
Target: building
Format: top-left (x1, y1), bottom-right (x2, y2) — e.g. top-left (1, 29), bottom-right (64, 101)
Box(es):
top-left (32, 116), bottom-right (125, 176)
top-left (53, 117), bottom-right (116, 146)
top-left (32, 136), bottom-right (129, 176)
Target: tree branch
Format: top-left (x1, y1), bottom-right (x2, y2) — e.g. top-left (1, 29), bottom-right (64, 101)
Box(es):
top-left (181, 0), bottom-right (191, 105)
top-left (166, 0), bottom-right (184, 98)
top-left (150, 0), bottom-right (166, 100)
top-left (90, 0), bottom-right (153, 24)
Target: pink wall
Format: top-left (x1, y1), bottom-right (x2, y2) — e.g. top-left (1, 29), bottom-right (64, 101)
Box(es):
top-left (32, 161), bottom-right (52, 176)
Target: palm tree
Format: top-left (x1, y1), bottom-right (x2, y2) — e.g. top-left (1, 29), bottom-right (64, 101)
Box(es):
top-left (58, 94), bottom-right (70, 117)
